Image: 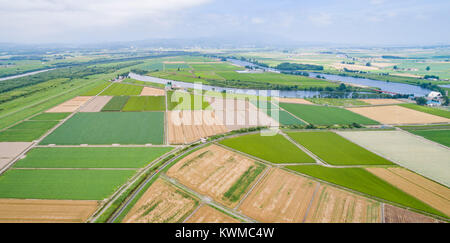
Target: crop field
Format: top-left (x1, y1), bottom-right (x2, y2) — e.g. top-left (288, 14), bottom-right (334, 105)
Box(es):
top-left (286, 165), bottom-right (445, 218)
top-left (384, 204), bottom-right (442, 223)
top-left (167, 145), bottom-right (265, 207)
top-left (0, 199), bottom-right (99, 223)
top-left (280, 103), bottom-right (379, 125)
top-left (277, 98), bottom-right (314, 105)
top-left (219, 133), bottom-right (315, 164)
top-left (260, 109), bottom-right (305, 126)
top-left (79, 96), bottom-right (112, 112)
top-left (140, 87), bottom-right (165, 96)
top-left (14, 147), bottom-right (173, 169)
top-left (347, 106), bottom-right (450, 125)
top-left (29, 113), bottom-right (70, 121)
top-left (306, 98), bottom-right (369, 107)
top-left (100, 83), bottom-right (143, 96)
top-left (0, 169), bottom-right (135, 200)
top-left (123, 179), bottom-right (199, 223)
top-left (80, 82), bottom-right (110, 96)
top-left (360, 99), bottom-right (405, 105)
top-left (407, 129), bottom-right (450, 147)
top-left (186, 205), bottom-right (240, 223)
top-left (41, 112), bottom-right (165, 145)
top-left (101, 96), bottom-right (129, 111)
top-left (0, 120), bottom-right (60, 142)
top-left (46, 96), bottom-right (92, 113)
top-left (337, 131), bottom-right (450, 187)
top-left (191, 63), bottom-right (243, 71)
top-left (167, 111), bottom-right (228, 144)
top-left (305, 185), bottom-right (381, 223)
top-left (238, 169), bottom-right (317, 223)
top-left (399, 104), bottom-right (450, 119)
top-left (167, 91), bottom-right (210, 110)
top-left (0, 142), bottom-right (31, 170)
top-left (367, 168), bottom-right (450, 217)
top-left (287, 132), bottom-right (394, 165)
top-left (122, 96), bottom-right (166, 111)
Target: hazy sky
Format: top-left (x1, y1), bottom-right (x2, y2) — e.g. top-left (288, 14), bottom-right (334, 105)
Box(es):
top-left (1, 0), bottom-right (449, 45)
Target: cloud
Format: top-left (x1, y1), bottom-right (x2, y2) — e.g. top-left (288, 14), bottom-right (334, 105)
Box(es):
top-left (370, 0), bottom-right (386, 5)
top-left (308, 12), bottom-right (332, 26)
top-left (251, 17), bottom-right (265, 24)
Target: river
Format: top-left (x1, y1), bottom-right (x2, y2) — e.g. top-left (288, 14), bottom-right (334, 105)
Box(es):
top-left (0, 69), bottom-right (53, 82)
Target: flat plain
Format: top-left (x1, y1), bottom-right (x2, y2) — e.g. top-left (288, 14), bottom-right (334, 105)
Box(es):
top-left (185, 205), bottom-right (240, 223)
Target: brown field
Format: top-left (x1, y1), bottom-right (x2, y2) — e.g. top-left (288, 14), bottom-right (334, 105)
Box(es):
top-left (359, 99), bottom-right (405, 105)
top-left (186, 205), bottom-right (240, 223)
top-left (305, 185), bottom-right (381, 223)
top-left (384, 204), bottom-right (442, 223)
top-left (367, 168), bottom-right (450, 217)
top-left (79, 96), bottom-right (112, 112)
top-left (347, 105), bottom-right (450, 125)
top-left (0, 142), bottom-right (31, 170)
top-left (167, 144), bottom-right (262, 207)
top-left (206, 97), bottom-right (279, 131)
top-left (332, 63), bottom-right (379, 71)
top-left (123, 179), bottom-right (198, 223)
top-left (371, 63), bottom-right (397, 68)
top-left (46, 96), bottom-right (92, 113)
top-left (238, 168), bottom-right (317, 223)
top-left (277, 98), bottom-right (314, 105)
top-left (167, 111), bottom-right (229, 144)
top-left (391, 73), bottom-right (423, 78)
top-left (140, 87), bottom-right (165, 96)
top-left (0, 199), bottom-right (98, 223)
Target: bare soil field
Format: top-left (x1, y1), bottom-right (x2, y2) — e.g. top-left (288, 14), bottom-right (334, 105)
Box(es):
top-left (367, 168), bottom-right (450, 217)
top-left (332, 63), bottom-right (379, 71)
top-left (391, 73), bottom-right (423, 78)
top-left (238, 168), bottom-right (317, 223)
top-left (0, 199), bottom-right (98, 223)
top-left (0, 142), bottom-right (31, 170)
top-left (185, 205), bottom-right (240, 223)
top-left (347, 105), bottom-right (450, 125)
top-left (370, 63), bottom-right (397, 68)
top-left (205, 97), bottom-right (279, 131)
top-left (359, 99), bottom-right (405, 105)
top-left (46, 96), bottom-right (92, 113)
top-left (277, 98), bottom-right (314, 105)
top-left (123, 179), bottom-right (198, 223)
top-left (167, 145), bottom-right (262, 207)
top-left (79, 96), bottom-right (112, 112)
top-left (167, 111), bottom-right (229, 144)
top-left (384, 204), bottom-right (442, 223)
top-left (140, 87), bottom-right (165, 96)
top-left (337, 131), bottom-right (450, 188)
top-left (305, 185), bottom-right (381, 223)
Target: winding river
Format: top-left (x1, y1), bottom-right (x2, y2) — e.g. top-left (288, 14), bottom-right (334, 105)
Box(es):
top-left (0, 69), bottom-right (53, 82)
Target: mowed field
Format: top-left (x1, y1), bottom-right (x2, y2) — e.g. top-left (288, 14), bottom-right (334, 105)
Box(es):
top-left (360, 99), bottom-right (405, 105)
top-left (305, 185), bottom-right (381, 223)
top-left (219, 133), bottom-right (315, 164)
top-left (280, 103), bottom-right (379, 125)
top-left (286, 165), bottom-right (445, 218)
top-left (399, 103), bottom-right (450, 119)
top-left (41, 112), bottom-right (165, 145)
top-left (101, 96), bottom-right (129, 111)
top-left (337, 131), bottom-right (450, 188)
top-left (123, 179), bottom-right (199, 223)
top-left (185, 205), bottom-right (240, 223)
top-left (79, 96), bottom-right (112, 112)
top-left (0, 199), bottom-right (98, 223)
top-left (0, 169), bottom-right (135, 200)
top-left (46, 96), bottom-right (92, 113)
top-left (100, 83), bottom-right (143, 96)
top-left (287, 132), bottom-right (393, 165)
top-left (167, 145), bottom-right (265, 207)
top-left (347, 105), bottom-right (450, 125)
top-left (384, 204), bottom-right (443, 223)
top-left (14, 147), bottom-right (173, 169)
top-left (238, 168), bottom-right (317, 223)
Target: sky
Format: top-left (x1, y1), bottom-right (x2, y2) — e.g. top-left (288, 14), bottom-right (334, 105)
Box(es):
top-left (1, 0), bottom-right (449, 46)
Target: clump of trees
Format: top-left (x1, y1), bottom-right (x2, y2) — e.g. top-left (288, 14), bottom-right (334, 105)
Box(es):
top-left (276, 62), bottom-right (324, 71)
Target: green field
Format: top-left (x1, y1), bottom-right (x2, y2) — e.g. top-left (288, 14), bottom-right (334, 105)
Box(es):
top-left (41, 112), bottom-right (165, 145)
top-left (0, 169), bottom-right (135, 200)
top-left (167, 91), bottom-right (210, 110)
top-left (399, 104), bottom-right (450, 119)
top-left (101, 96), bottom-right (129, 111)
top-left (122, 96), bottom-right (166, 111)
top-left (29, 113), bottom-right (70, 121)
top-left (100, 83), bottom-right (143, 96)
top-left (0, 120), bottom-right (60, 142)
top-left (261, 109), bottom-right (306, 126)
top-left (223, 163), bottom-right (266, 203)
top-left (286, 165), bottom-right (445, 218)
top-left (287, 132), bottom-right (394, 165)
top-left (280, 103), bottom-right (379, 125)
top-left (306, 98), bottom-right (369, 107)
top-left (219, 133), bottom-right (315, 164)
top-left (14, 147), bottom-right (173, 168)
top-left (408, 129), bottom-right (450, 147)
top-left (81, 82), bottom-right (110, 96)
